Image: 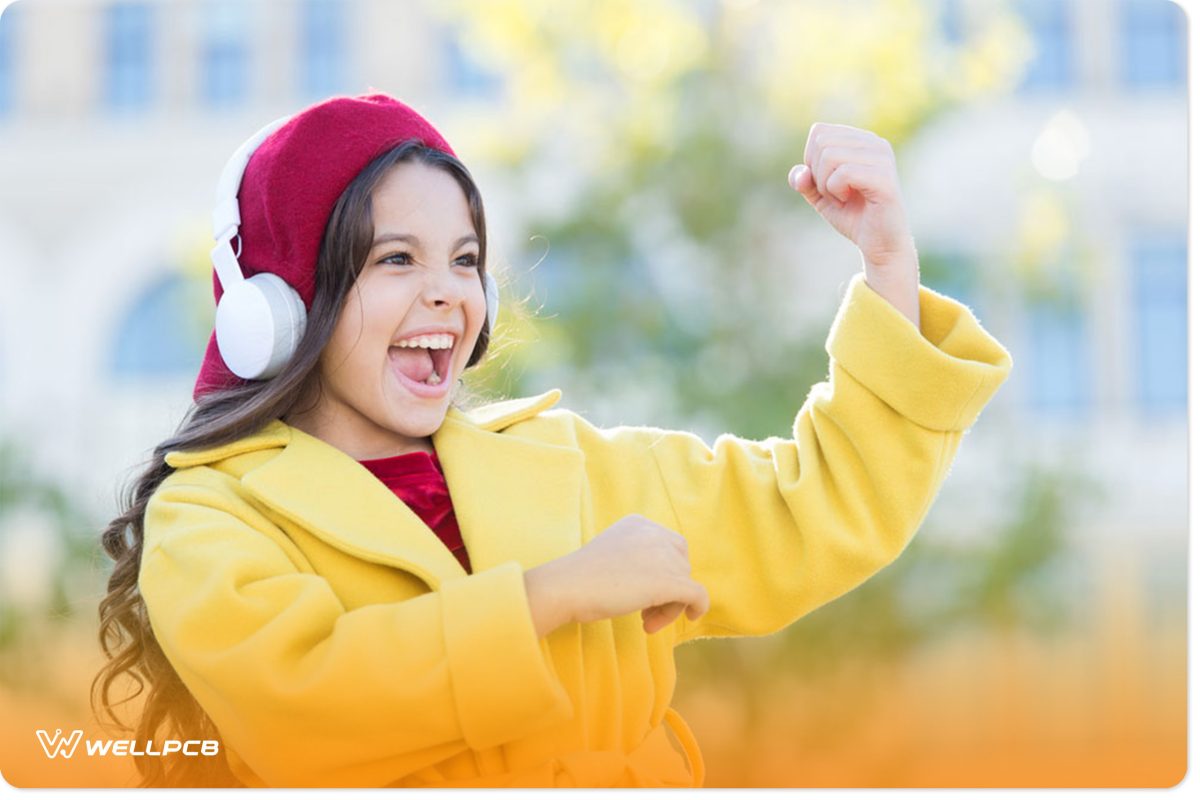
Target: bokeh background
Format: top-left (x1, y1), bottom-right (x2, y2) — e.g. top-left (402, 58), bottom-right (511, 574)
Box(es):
top-left (0, 0), bottom-right (1187, 788)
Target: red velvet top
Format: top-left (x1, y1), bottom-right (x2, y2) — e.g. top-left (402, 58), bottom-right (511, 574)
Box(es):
top-left (357, 449), bottom-right (473, 575)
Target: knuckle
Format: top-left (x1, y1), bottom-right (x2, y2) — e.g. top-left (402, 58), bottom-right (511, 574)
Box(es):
top-left (628, 513), bottom-right (653, 533)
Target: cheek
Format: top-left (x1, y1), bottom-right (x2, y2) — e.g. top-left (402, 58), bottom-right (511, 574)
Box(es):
top-left (323, 302), bottom-right (382, 373)
top-left (471, 280), bottom-right (489, 326)
top-left (346, 286), bottom-right (405, 343)
top-left (321, 321), bottom-right (354, 367)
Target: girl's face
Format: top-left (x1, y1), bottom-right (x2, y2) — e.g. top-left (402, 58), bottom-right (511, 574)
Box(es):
top-left (295, 161), bottom-right (487, 459)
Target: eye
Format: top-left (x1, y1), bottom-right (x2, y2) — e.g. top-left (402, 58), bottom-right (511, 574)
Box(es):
top-left (379, 252), bottom-right (479, 268)
top-left (380, 251), bottom-right (414, 266)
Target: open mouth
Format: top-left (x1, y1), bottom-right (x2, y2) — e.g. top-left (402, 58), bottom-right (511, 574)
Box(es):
top-left (429, 344), bottom-right (453, 382)
top-left (388, 340), bottom-right (455, 388)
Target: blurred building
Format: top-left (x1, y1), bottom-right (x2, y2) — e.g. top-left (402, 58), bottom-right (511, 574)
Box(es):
top-left (0, 0), bottom-right (1187, 598)
top-left (906, 0), bottom-right (1187, 625)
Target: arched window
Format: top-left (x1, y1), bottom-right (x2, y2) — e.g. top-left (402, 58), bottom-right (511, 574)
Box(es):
top-left (110, 272), bottom-right (208, 378)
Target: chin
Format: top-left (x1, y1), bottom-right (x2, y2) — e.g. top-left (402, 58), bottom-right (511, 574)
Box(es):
top-left (394, 407), bottom-right (445, 436)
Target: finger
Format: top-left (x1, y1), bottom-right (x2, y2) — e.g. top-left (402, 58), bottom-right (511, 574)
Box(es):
top-left (826, 161), bottom-right (895, 204)
top-left (789, 163), bottom-right (821, 206)
top-left (814, 146), bottom-right (891, 200)
top-left (670, 531), bottom-right (689, 559)
top-left (661, 601), bottom-right (687, 622)
top-left (815, 122), bottom-right (877, 139)
top-left (812, 126), bottom-right (892, 160)
top-left (815, 131), bottom-right (892, 154)
top-left (802, 122), bottom-right (824, 172)
top-left (659, 534), bottom-right (689, 570)
top-left (643, 602), bottom-right (686, 634)
top-left (803, 123), bottom-right (885, 184)
top-left (686, 581), bottom-right (710, 619)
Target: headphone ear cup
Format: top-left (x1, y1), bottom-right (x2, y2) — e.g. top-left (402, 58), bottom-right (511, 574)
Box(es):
top-left (215, 273), bottom-right (306, 380)
top-left (279, 274), bottom-right (308, 352)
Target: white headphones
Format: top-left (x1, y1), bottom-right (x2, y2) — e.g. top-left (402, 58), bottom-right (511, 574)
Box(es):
top-left (210, 116), bottom-right (500, 381)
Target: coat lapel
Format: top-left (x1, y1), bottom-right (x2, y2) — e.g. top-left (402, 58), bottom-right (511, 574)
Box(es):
top-left (434, 409), bottom-right (584, 580)
top-left (237, 390), bottom-right (584, 590)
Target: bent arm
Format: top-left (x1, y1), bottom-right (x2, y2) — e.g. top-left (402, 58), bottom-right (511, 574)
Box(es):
top-left (140, 481), bottom-right (575, 787)
top-left (562, 274), bottom-right (1012, 646)
top-left (658, 274), bottom-right (1013, 644)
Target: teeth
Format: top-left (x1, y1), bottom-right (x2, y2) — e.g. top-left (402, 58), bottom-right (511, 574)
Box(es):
top-left (394, 334), bottom-right (454, 349)
top-left (424, 369), bottom-right (441, 385)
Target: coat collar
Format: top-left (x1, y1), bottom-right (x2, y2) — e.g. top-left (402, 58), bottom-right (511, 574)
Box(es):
top-left (164, 389), bottom-right (583, 589)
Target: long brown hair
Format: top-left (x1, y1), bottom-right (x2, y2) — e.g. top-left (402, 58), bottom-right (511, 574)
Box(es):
top-left (92, 140), bottom-right (498, 787)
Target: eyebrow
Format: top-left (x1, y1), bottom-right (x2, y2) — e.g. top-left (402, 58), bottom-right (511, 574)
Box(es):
top-left (371, 232), bottom-right (479, 251)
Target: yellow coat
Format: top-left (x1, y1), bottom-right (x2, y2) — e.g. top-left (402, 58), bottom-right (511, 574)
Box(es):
top-left (140, 273), bottom-right (1012, 788)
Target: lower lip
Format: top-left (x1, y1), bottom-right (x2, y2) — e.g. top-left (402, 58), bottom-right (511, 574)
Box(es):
top-left (389, 348), bottom-right (453, 399)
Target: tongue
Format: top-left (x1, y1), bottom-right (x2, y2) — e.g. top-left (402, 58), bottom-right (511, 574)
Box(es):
top-left (391, 347), bottom-right (435, 382)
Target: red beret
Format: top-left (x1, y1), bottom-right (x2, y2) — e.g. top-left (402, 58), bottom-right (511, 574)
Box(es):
top-left (193, 92), bottom-right (458, 402)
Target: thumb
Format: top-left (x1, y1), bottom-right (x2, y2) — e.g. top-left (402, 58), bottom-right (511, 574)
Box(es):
top-left (788, 164), bottom-right (820, 206)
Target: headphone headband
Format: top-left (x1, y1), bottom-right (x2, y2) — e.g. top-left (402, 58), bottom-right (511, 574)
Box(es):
top-left (210, 116), bottom-right (291, 295)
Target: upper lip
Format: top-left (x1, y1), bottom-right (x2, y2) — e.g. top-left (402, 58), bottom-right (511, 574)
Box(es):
top-left (391, 326), bottom-right (462, 345)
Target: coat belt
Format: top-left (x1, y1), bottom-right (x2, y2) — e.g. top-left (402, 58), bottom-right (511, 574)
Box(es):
top-left (408, 708), bottom-right (705, 788)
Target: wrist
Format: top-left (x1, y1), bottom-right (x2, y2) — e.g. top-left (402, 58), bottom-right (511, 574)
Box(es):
top-left (524, 561), bottom-right (575, 637)
top-left (861, 235), bottom-right (918, 275)
top-left (861, 252), bottom-right (920, 330)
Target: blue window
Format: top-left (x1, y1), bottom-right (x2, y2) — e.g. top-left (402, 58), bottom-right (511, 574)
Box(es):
top-left (299, 0), bottom-right (347, 98)
top-left (1025, 295), bottom-right (1091, 415)
top-left (103, 2), bottom-right (154, 112)
top-left (1119, 0), bottom-right (1185, 89)
top-left (111, 273), bottom-right (207, 378)
top-left (0, 1), bottom-right (18, 118)
top-left (1014, 0), bottom-right (1073, 93)
top-left (1130, 232), bottom-right (1187, 415)
top-left (200, 0), bottom-right (250, 109)
top-left (443, 28), bottom-right (503, 97)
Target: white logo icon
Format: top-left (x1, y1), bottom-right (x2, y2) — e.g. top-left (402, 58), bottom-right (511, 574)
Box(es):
top-left (36, 729), bottom-right (83, 759)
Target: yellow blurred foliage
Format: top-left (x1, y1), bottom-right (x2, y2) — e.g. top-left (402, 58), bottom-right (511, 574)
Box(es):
top-left (433, 0), bottom-right (1028, 154)
top-left (1014, 187), bottom-right (1070, 287)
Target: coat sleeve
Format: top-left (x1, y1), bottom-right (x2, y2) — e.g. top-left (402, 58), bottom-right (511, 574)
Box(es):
top-left (569, 273), bottom-right (1013, 647)
top-left (139, 479), bottom-right (576, 787)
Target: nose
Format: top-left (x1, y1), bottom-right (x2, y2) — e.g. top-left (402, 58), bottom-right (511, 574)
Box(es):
top-left (421, 268), bottom-right (465, 309)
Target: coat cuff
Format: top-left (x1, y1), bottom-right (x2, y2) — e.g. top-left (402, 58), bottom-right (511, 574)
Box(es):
top-left (825, 272), bottom-right (1013, 432)
top-left (441, 559), bottom-right (575, 750)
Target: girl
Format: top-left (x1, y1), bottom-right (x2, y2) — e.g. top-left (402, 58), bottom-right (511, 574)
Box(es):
top-left (93, 92), bottom-right (1012, 788)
